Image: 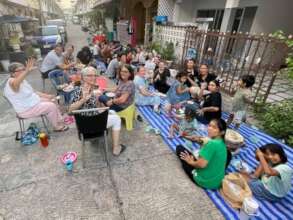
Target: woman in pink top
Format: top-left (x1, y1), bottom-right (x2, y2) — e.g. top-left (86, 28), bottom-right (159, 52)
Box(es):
top-left (4, 59), bottom-right (68, 132)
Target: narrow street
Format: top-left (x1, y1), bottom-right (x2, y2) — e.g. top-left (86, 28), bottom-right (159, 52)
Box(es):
top-left (0, 23), bottom-right (223, 220)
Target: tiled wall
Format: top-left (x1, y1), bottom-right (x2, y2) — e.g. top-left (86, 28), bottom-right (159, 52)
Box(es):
top-left (157, 0), bottom-right (175, 21)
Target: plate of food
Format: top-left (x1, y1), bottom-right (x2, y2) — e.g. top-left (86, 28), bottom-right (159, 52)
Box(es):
top-left (63, 84), bottom-right (74, 92)
top-left (106, 92), bottom-right (115, 98)
top-left (155, 92), bottom-right (167, 97)
top-left (231, 159), bottom-right (251, 173)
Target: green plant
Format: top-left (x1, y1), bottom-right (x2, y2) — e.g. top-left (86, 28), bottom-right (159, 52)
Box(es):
top-left (255, 99), bottom-right (293, 146)
top-left (272, 30), bottom-right (293, 80)
top-left (149, 41), bottom-right (162, 54)
top-left (161, 42), bottom-right (175, 61)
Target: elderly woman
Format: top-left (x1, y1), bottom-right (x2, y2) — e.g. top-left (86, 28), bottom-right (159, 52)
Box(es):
top-left (4, 60), bottom-right (67, 131)
top-left (133, 66), bottom-right (161, 113)
top-left (69, 66), bottom-right (126, 156)
top-left (99, 64), bottom-right (135, 112)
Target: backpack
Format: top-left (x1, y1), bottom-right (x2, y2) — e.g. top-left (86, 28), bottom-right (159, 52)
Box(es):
top-left (21, 123), bottom-right (40, 145)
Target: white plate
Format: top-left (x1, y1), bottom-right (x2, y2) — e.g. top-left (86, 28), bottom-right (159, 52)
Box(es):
top-left (63, 85), bottom-right (74, 92)
top-left (155, 92), bottom-right (167, 97)
top-left (43, 44), bottom-right (51, 48)
top-left (232, 159), bottom-right (251, 172)
top-left (106, 92), bottom-right (115, 98)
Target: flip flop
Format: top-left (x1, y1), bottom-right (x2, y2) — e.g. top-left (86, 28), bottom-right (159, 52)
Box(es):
top-left (54, 126), bottom-right (69, 132)
top-left (64, 116), bottom-right (75, 125)
top-left (113, 144), bottom-right (127, 156)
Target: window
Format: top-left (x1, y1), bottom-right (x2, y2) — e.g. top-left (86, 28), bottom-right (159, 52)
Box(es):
top-left (197, 9), bottom-right (224, 30)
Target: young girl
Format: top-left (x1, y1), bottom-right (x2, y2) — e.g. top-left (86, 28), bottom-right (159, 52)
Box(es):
top-left (165, 71), bottom-right (190, 114)
top-left (168, 105), bottom-right (198, 138)
top-left (176, 119), bottom-right (228, 189)
top-left (240, 144), bottom-right (292, 202)
top-left (196, 80), bottom-right (222, 124)
top-left (227, 74), bottom-right (255, 128)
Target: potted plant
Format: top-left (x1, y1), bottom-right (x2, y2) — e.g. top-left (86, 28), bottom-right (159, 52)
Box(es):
top-left (161, 42), bottom-right (175, 67)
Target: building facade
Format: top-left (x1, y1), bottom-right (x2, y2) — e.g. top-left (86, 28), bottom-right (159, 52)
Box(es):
top-left (157, 0), bottom-right (293, 35)
top-left (0, 0), bottom-right (63, 22)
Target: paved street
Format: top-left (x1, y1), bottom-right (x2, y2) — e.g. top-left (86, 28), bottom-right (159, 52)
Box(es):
top-left (0, 23), bottom-right (223, 220)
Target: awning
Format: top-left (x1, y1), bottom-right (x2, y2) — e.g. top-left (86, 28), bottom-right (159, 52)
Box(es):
top-left (0, 15), bottom-right (38, 24)
top-left (93, 0), bottom-right (112, 8)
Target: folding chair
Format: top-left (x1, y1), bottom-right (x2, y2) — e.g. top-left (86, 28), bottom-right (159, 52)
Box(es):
top-left (72, 107), bottom-right (109, 168)
top-left (2, 95), bottom-right (50, 139)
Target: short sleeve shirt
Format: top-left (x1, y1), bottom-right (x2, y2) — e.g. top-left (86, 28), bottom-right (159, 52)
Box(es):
top-left (40, 50), bottom-right (63, 73)
top-left (232, 88), bottom-right (252, 112)
top-left (179, 118), bottom-right (198, 134)
top-left (196, 73), bottom-right (217, 87)
top-left (203, 92), bottom-right (222, 121)
top-left (185, 68), bottom-right (199, 87)
top-left (193, 138), bottom-right (227, 189)
top-left (70, 87), bottom-right (99, 116)
top-left (261, 164), bottom-right (293, 197)
top-left (106, 58), bottom-right (119, 77)
top-left (115, 81), bottom-right (135, 109)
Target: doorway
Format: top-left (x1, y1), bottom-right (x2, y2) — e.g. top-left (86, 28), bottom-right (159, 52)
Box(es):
top-left (132, 2), bottom-right (146, 44)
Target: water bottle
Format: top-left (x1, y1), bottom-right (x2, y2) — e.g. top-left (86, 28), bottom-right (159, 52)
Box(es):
top-left (65, 160), bottom-right (73, 171)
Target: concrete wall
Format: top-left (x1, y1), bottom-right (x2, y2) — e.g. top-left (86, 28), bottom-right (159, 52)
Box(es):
top-left (238, 0), bottom-right (293, 34)
top-left (170, 0), bottom-right (293, 34)
top-left (173, 0), bottom-right (226, 23)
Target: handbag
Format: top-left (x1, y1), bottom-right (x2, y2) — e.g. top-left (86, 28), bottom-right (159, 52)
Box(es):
top-left (21, 123), bottom-right (40, 145)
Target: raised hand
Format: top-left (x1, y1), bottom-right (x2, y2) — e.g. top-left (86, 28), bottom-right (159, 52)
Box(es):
top-left (25, 57), bottom-right (36, 73)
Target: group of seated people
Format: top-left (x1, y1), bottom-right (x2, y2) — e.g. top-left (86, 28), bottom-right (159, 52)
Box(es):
top-left (4, 42), bottom-right (292, 203)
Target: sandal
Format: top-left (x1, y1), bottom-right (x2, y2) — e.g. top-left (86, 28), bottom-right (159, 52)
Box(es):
top-left (113, 144), bottom-right (127, 156)
top-left (54, 125), bottom-right (69, 132)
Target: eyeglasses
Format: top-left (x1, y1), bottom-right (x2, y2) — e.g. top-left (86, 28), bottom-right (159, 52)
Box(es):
top-left (14, 68), bottom-right (25, 73)
top-left (85, 74), bottom-right (98, 77)
top-left (120, 70), bottom-right (129, 73)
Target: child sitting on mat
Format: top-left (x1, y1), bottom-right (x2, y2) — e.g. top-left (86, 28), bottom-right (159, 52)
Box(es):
top-left (165, 71), bottom-right (191, 115)
top-left (240, 143), bottom-right (293, 202)
top-left (168, 105), bottom-right (198, 138)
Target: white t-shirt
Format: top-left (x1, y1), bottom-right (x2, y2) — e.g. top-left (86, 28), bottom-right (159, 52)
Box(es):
top-left (144, 60), bottom-right (156, 71)
top-left (4, 79), bottom-right (40, 113)
top-left (40, 50), bottom-right (63, 73)
top-left (262, 164), bottom-right (293, 197)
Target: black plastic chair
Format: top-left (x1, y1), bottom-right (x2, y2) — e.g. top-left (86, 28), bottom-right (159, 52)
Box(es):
top-left (72, 107), bottom-right (109, 168)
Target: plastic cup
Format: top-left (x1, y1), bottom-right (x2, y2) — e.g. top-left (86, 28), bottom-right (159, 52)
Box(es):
top-left (39, 132), bottom-right (49, 148)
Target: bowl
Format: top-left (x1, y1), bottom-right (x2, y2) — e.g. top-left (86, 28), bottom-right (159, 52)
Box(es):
top-left (63, 85), bottom-right (74, 92)
top-left (106, 92), bottom-right (115, 98)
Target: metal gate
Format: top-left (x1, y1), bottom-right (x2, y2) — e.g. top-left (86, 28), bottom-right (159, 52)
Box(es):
top-left (181, 27), bottom-right (289, 103)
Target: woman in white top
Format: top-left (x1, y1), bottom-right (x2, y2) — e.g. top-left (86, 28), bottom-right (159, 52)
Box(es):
top-left (4, 60), bottom-right (68, 132)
